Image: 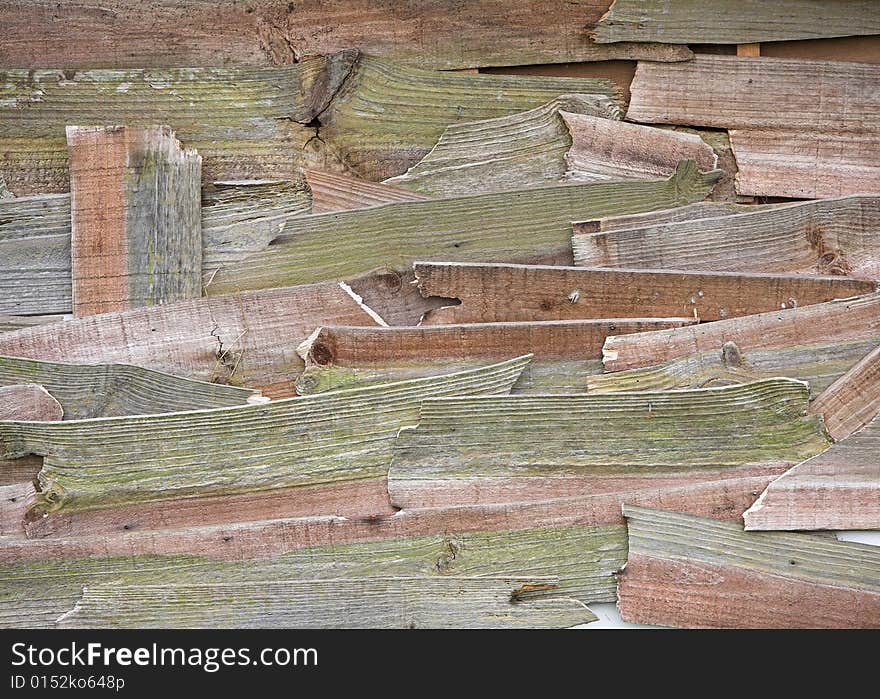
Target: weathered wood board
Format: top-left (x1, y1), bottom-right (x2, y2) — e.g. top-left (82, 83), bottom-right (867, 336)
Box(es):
top-left (305, 170), bottom-right (428, 214)
top-left (572, 201), bottom-right (766, 235)
top-left (0, 384), bottom-right (62, 422)
top-left (810, 343), bottom-right (880, 441)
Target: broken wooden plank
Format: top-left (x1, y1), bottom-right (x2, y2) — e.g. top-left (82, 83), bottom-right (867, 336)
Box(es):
top-left (295, 319), bottom-right (696, 395)
top-left (387, 379), bottom-right (830, 509)
top-left (602, 292), bottom-right (880, 372)
top-left (810, 343), bottom-right (880, 441)
top-left (0, 1), bottom-right (693, 70)
top-left (729, 128), bottom-right (880, 199)
top-left (593, 1), bottom-right (880, 44)
top-left (305, 169), bottom-right (429, 214)
top-left (744, 415), bottom-right (880, 531)
top-left (572, 195), bottom-right (880, 279)
top-left (0, 283), bottom-right (382, 397)
top-left (0, 384), bottom-right (62, 422)
top-left (207, 161), bottom-right (721, 294)
top-left (0, 357), bottom-right (528, 520)
top-left (0, 355), bottom-right (258, 419)
top-left (413, 261), bottom-right (874, 324)
top-left (618, 505), bottom-right (880, 628)
top-left (383, 96), bottom-right (623, 197)
top-left (67, 125), bottom-right (202, 317)
top-left (572, 201), bottom-right (763, 235)
top-left (586, 337), bottom-right (880, 398)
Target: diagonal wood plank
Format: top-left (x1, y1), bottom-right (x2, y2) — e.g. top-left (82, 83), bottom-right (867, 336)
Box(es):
top-left (810, 343), bottom-right (880, 441)
top-left (0, 384), bottom-right (62, 422)
top-left (305, 169), bottom-right (429, 214)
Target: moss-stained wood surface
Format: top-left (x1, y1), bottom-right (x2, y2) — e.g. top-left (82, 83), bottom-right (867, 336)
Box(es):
top-left (594, 0), bottom-right (880, 44)
top-left (0, 357), bottom-right (528, 519)
top-left (618, 506), bottom-right (880, 628)
top-left (602, 293), bottom-right (880, 372)
top-left (0, 1), bottom-right (693, 70)
top-left (387, 379), bottom-right (829, 509)
top-left (0, 283), bottom-right (380, 398)
top-left (744, 415), bottom-right (880, 531)
top-left (305, 170), bottom-right (428, 214)
top-left (0, 355), bottom-right (258, 419)
top-left (810, 343), bottom-right (880, 442)
top-left (383, 96), bottom-right (622, 197)
top-left (295, 320), bottom-right (695, 395)
top-left (207, 162), bottom-right (720, 295)
top-left (729, 128), bottom-right (880, 199)
top-left (414, 261), bottom-right (874, 325)
top-left (67, 126), bottom-right (202, 317)
top-left (573, 195), bottom-right (880, 278)
top-left (587, 338), bottom-right (880, 399)
top-left (0, 384), bottom-right (62, 422)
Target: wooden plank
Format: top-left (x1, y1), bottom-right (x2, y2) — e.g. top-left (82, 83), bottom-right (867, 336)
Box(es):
top-left (0, 355), bottom-right (258, 419)
top-left (572, 201), bottom-right (765, 235)
top-left (294, 319), bottom-right (696, 395)
top-left (744, 414), bottom-right (880, 531)
top-left (730, 128), bottom-right (880, 199)
top-left (305, 170), bottom-right (429, 214)
top-left (0, 316), bottom-right (66, 334)
top-left (594, 1), bottom-right (880, 44)
top-left (67, 126), bottom-right (202, 317)
top-left (207, 161), bottom-right (721, 295)
top-left (0, 384), bottom-right (62, 422)
top-left (810, 343), bottom-right (880, 441)
top-left (387, 379), bottom-right (830, 509)
top-left (0, 357), bottom-right (529, 520)
top-left (737, 43), bottom-right (761, 57)
top-left (627, 56), bottom-right (879, 131)
top-left (0, 283), bottom-right (382, 397)
top-left (618, 506), bottom-right (880, 629)
top-left (413, 261), bottom-right (875, 324)
top-left (602, 292), bottom-right (880, 372)
top-left (572, 195), bottom-right (880, 279)
top-left (0, 1), bottom-right (693, 71)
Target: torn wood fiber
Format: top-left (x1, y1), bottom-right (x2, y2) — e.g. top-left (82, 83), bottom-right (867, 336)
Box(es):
top-left (413, 261), bottom-right (874, 325)
top-left (618, 506), bottom-right (880, 628)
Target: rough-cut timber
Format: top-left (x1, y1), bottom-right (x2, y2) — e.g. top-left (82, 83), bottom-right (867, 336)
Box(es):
top-left (0, 357), bottom-right (528, 519)
top-left (572, 201), bottom-right (763, 235)
top-left (0, 283), bottom-right (381, 398)
top-left (603, 293), bottom-right (880, 372)
top-left (66, 126), bottom-right (202, 317)
top-left (295, 319), bottom-right (695, 395)
top-left (384, 96), bottom-right (623, 197)
top-left (619, 506), bottom-right (880, 629)
top-left (0, 385), bottom-right (62, 422)
top-left (305, 170), bottom-right (428, 214)
top-left (572, 196), bottom-right (880, 278)
top-left (207, 161), bottom-right (721, 294)
top-left (729, 129), bottom-right (880, 199)
top-left (810, 343), bottom-right (880, 442)
top-left (744, 415), bottom-right (880, 531)
top-left (413, 261), bottom-right (874, 325)
top-left (594, 1), bottom-right (880, 44)
top-left (0, 1), bottom-right (693, 70)
top-left (0, 355), bottom-right (258, 419)
top-left (387, 379), bottom-right (830, 509)
top-left (587, 338), bottom-right (880, 398)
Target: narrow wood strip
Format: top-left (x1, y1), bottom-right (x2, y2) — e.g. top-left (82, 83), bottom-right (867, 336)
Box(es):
top-left (572, 195), bottom-right (880, 279)
top-left (811, 343), bottom-right (880, 441)
top-left (0, 316), bottom-right (67, 333)
top-left (0, 283), bottom-right (381, 397)
top-left (0, 384), bottom-right (62, 422)
top-left (413, 261), bottom-right (874, 324)
top-left (67, 125), bottom-right (202, 317)
top-left (602, 292), bottom-right (880, 372)
top-left (305, 170), bottom-right (428, 214)
top-left (618, 505), bottom-right (880, 628)
top-left (572, 201), bottom-right (764, 235)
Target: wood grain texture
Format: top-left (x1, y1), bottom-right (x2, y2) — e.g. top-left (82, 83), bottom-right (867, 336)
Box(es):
top-left (810, 343), bottom-right (880, 441)
top-left (573, 195), bottom-right (880, 278)
top-left (383, 96), bottom-right (623, 197)
top-left (572, 201), bottom-right (764, 235)
top-left (67, 125), bottom-right (202, 317)
top-left (0, 0), bottom-right (693, 70)
top-left (0, 316), bottom-right (66, 334)
top-left (744, 415), bottom-right (880, 531)
top-left (730, 128), bottom-right (880, 199)
top-left (0, 357), bottom-right (528, 518)
top-left (0, 384), bottom-right (62, 422)
top-left (0, 283), bottom-right (381, 397)
top-left (618, 506), bottom-right (880, 628)
top-left (0, 355), bottom-right (258, 419)
top-left (207, 161), bottom-right (721, 295)
top-left (305, 169), bottom-right (428, 214)
top-left (602, 293), bottom-right (880, 372)
top-left (294, 320), bottom-right (695, 395)
top-left (413, 261), bottom-right (874, 324)
top-left (387, 379), bottom-right (830, 509)
top-left (594, 0), bottom-right (880, 44)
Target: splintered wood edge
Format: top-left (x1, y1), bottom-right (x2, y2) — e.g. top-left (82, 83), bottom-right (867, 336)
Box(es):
top-left (0, 384), bottom-right (63, 422)
top-left (810, 343), bottom-right (880, 441)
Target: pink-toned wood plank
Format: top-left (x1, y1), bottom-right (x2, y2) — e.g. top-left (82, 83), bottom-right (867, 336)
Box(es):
top-left (305, 169), bottom-right (429, 213)
top-left (810, 343), bottom-right (880, 441)
top-left (0, 384), bottom-right (62, 422)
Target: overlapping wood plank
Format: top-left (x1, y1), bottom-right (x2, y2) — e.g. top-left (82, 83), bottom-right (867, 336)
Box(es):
top-left (0, 316), bottom-right (66, 334)
top-left (810, 343), bottom-right (880, 441)
top-left (0, 384), bottom-right (62, 422)
top-left (305, 169), bottom-right (429, 214)
top-left (618, 506), bottom-right (880, 628)
top-left (572, 201), bottom-right (763, 235)
top-left (413, 261), bottom-right (874, 324)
